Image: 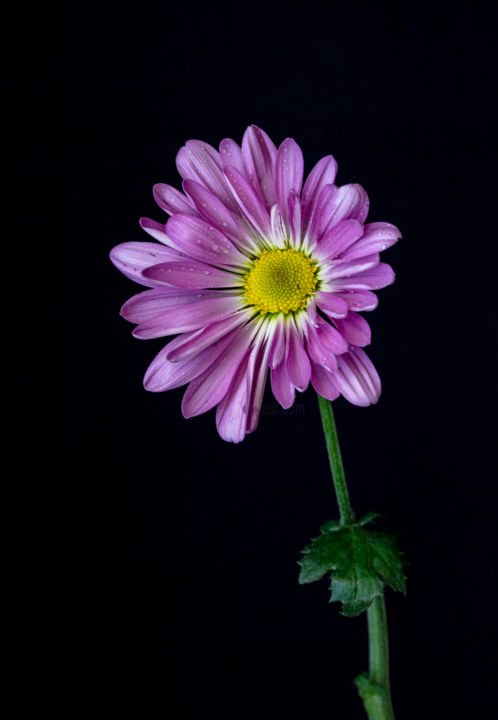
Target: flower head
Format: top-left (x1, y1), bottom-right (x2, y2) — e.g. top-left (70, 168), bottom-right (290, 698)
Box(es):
top-left (110, 125), bottom-right (400, 442)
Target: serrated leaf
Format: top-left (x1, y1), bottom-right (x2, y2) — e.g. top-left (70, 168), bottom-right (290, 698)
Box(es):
top-left (329, 525), bottom-right (384, 616)
top-left (330, 565), bottom-right (384, 617)
top-left (298, 522), bottom-right (406, 615)
top-left (331, 573), bottom-right (383, 616)
top-left (298, 531), bottom-right (347, 583)
top-left (368, 532), bottom-right (406, 594)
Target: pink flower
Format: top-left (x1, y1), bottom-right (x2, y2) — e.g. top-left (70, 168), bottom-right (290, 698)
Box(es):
top-left (110, 126), bottom-right (400, 442)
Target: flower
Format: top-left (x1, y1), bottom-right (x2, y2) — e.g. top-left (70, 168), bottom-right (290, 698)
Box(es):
top-left (110, 125), bottom-right (400, 442)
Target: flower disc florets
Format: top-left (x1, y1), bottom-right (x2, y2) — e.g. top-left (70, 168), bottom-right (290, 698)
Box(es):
top-left (110, 124), bottom-right (401, 442)
top-left (243, 248), bottom-right (318, 315)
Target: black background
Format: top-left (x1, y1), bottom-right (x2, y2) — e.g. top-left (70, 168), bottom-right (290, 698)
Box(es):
top-left (25, 1), bottom-right (496, 718)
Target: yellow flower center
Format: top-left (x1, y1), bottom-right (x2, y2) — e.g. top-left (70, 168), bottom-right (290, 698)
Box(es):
top-left (243, 248), bottom-right (318, 314)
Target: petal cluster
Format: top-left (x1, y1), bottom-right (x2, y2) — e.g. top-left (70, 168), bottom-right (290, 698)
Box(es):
top-left (110, 125), bottom-right (400, 442)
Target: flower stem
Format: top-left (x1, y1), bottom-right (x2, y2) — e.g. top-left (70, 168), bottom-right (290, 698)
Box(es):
top-left (362, 595), bottom-right (396, 720)
top-left (316, 395), bottom-right (395, 720)
top-left (316, 394), bottom-right (355, 525)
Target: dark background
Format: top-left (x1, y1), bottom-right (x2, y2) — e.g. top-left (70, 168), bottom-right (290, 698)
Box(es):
top-left (25, 1), bottom-right (496, 718)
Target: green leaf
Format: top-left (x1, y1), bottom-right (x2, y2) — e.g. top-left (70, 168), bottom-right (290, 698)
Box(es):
top-left (298, 521), bottom-right (406, 616)
top-left (368, 532), bottom-right (407, 594)
top-left (319, 519), bottom-right (341, 533)
top-left (354, 672), bottom-right (385, 702)
top-left (354, 673), bottom-right (389, 717)
top-left (297, 530), bottom-right (348, 584)
top-left (358, 511), bottom-right (382, 526)
top-left (331, 565), bottom-right (383, 616)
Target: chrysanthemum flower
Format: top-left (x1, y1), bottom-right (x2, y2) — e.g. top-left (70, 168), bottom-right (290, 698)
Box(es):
top-left (111, 125), bottom-right (400, 442)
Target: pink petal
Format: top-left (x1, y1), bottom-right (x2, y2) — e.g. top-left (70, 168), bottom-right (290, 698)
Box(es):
top-left (270, 361), bottom-right (295, 409)
top-left (165, 213), bottom-right (246, 267)
top-left (219, 138), bottom-right (246, 175)
top-left (143, 260), bottom-right (241, 289)
top-left (176, 139), bottom-right (237, 211)
top-left (181, 325), bottom-right (254, 417)
top-left (334, 347), bottom-right (381, 406)
top-left (121, 287), bottom-right (216, 324)
top-left (269, 204), bottom-right (287, 248)
top-left (167, 310), bottom-right (251, 362)
top-left (316, 318), bottom-right (349, 355)
top-left (246, 334), bottom-right (271, 433)
top-left (109, 242), bottom-right (184, 287)
top-left (215, 349), bottom-right (253, 443)
top-left (305, 297), bottom-right (319, 326)
top-left (323, 183), bottom-right (370, 228)
top-left (268, 315), bottom-right (286, 369)
top-left (316, 219), bottom-right (364, 260)
top-left (334, 290), bottom-right (379, 312)
top-left (348, 185), bottom-right (370, 222)
top-left (339, 221), bottom-right (401, 261)
top-left (334, 312), bottom-right (372, 347)
top-left (182, 179), bottom-right (255, 252)
top-left (223, 165), bottom-right (272, 236)
top-left (139, 217), bottom-right (170, 244)
top-left (132, 295), bottom-right (242, 339)
top-left (152, 184), bottom-right (196, 216)
top-left (331, 263), bottom-right (395, 290)
top-left (241, 125), bottom-right (278, 210)
top-left (275, 138), bottom-right (304, 227)
top-left (301, 155), bottom-right (338, 228)
top-left (286, 325), bottom-right (311, 391)
top-left (305, 325), bottom-right (338, 371)
top-left (287, 192), bottom-right (302, 243)
top-left (311, 363), bottom-right (341, 401)
top-left (311, 184), bottom-right (370, 241)
top-left (144, 331), bottom-right (235, 392)
top-left (315, 292), bottom-right (349, 319)
top-left (326, 254), bottom-right (380, 280)
top-left (307, 184), bottom-right (336, 241)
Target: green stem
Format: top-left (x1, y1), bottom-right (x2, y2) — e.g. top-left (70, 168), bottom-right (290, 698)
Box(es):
top-left (316, 394), bottom-right (355, 525)
top-left (316, 395), bottom-right (395, 720)
top-left (363, 596), bottom-right (395, 720)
